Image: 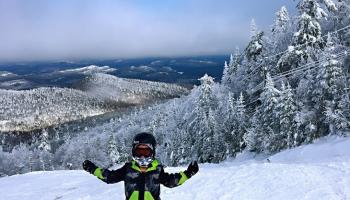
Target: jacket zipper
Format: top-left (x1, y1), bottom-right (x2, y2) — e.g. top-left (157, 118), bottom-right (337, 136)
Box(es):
top-left (139, 173), bottom-right (146, 200)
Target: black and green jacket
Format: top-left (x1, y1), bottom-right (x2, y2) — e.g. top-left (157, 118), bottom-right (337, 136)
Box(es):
top-left (92, 159), bottom-right (189, 200)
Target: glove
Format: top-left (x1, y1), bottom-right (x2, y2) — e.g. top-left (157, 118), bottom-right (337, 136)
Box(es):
top-left (82, 160), bottom-right (98, 174)
top-left (184, 161), bottom-right (199, 178)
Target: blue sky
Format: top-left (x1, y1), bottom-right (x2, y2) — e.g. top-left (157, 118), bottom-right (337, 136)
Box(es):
top-left (0, 0), bottom-right (297, 62)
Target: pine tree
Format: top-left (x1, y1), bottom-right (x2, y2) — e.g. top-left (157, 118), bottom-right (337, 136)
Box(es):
top-left (223, 92), bottom-right (236, 156)
top-left (274, 6), bottom-right (290, 32)
top-left (169, 127), bottom-right (187, 166)
top-left (107, 134), bottom-right (120, 165)
top-left (253, 73), bottom-right (280, 153)
top-left (336, 93), bottom-right (350, 132)
top-left (272, 6), bottom-right (292, 54)
top-left (188, 74), bottom-right (220, 163)
top-left (234, 92), bottom-right (247, 151)
top-left (38, 129), bottom-right (51, 152)
top-left (277, 0), bottom-right (326, 80)
top-left (321, 0), bottom-right (338, 13)
top-left (242, 20), bottom-right (267, 98)
top-left (222, 48), bottom-right (241, 87)
top-left (321, 34), bottom-right (348, 134)
top-left (38, 129), bottom-right (52, 171)
top-left (244, 114), bottom-right (264, 152)
top-left (245, 73), bottom-right (280, 153)
top-left (29, 150), bottom-right (34, 172)
top-left (295, 0), bottom-right (326, 49)
top-left (250, 19), bottom-right (258, 39)
top-left (278, 82), bottom-right (297, 148)
top-left (222, 61), bottom-right (230, 85)
top-left (261, 73), bottom-right (281, 153)
top-left (245, 31), bottom-right (264, 62)
top-left (204, 108), bottom-right (224, 163)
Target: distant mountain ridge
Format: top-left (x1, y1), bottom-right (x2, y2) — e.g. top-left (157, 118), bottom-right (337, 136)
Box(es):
top-left (76, 73), bottom-right (189, 104)
top-left (0, 73), bottom-right (188, 132)
top-left (0, 56), bottom-right (226, 90)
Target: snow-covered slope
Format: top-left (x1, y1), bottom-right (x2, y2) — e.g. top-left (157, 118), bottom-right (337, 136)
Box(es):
top-left (0, 87), bottom-right (108, 132)
top-left (1, 136), bottom-right (349, 200)
top-left (76, 73), bottom-right (189, 104)
top-left (0, 74), bottom-right (188, 132)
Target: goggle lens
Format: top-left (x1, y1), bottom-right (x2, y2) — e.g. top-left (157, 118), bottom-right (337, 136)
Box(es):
top-left (135, 145), bottom-right (153, 157)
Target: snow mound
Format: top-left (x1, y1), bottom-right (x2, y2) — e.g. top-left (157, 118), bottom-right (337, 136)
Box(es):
top-left (270, 136), bottom-right (350, 163)
top-left (0, 136), bottom-right (349, 200)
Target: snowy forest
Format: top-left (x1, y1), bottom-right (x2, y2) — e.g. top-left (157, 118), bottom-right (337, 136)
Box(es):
top-left (0, 0), bottom-right (350, 176)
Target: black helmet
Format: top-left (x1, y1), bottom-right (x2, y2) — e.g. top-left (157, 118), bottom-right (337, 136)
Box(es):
top-left (132, 132), bottom-right (156, 158)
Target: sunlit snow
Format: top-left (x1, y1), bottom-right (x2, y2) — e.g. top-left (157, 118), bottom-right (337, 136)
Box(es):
top-left (1, 136), bottom-right (349, 200)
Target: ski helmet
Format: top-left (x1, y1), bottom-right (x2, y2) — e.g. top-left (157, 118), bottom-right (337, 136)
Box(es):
top-left (132, 132), bottom-right (156, 158)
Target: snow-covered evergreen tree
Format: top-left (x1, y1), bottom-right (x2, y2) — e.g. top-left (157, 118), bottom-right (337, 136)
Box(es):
top-left (38, 129), bottom-right (51, 152)
top-left (225, 92), bottom-right (247, 156)
top-left (321, 34), bottom-right (348, 134)
top-left (245, 73), bottom-right (280, 153)
top-left (254, 73), bottom-right (281, 153)
top-left (260, 73), bottom-right (281, 153)
top-left (250, 19), bottom-right (258, 38)
top-left (188, 74), bottom-right (222, 163)
top-left (277, 82), bottom-right (298, 148)
top-left (295, 0), bottom-right (326, 50)
top-left (38, 129), bottom-right (53, 171)
top-left (233, 92), bottom-right (247, 152)
top-left (244, 114), bottom-right (264, 152)
top-left (223, 92), bottom-right (236, 156)
top-left (272, 6), bottom-right (292, 54)
top-left (278, 0), bottom-right (326, 78)
top-left (222, 61), bottom-right (230, 85)
top-left (222, 48), bottom-right (241, 87)
top-left (245, 30), bottom-right (264, 62)
top-left (273, 6), bottom-right (290, 32)
top-left (107, 134), bottom-right (120, 166)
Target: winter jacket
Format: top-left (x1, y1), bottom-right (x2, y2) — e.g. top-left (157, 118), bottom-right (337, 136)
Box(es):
top-left (92, 159), bottom-right (189, 200)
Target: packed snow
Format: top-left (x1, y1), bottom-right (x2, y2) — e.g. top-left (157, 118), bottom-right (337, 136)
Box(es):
top-left (1, 136), bottom-right (349, 200)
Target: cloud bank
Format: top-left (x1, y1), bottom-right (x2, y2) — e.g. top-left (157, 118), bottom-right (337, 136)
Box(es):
top-left (0, 0), bottom-right (296, 62)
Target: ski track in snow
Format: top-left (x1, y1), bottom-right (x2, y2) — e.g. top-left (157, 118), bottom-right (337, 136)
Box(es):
top-left (1, 136), bottom-right (350, 200)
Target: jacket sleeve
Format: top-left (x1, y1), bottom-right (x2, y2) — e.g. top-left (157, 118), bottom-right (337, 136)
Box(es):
top-left (159, 166), bottom-right (189, 188)
top-left (92, 164), bottom-right (127, 184)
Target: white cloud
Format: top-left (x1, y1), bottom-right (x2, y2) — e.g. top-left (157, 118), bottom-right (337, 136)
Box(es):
top-left (0, 0), bottom-right (296, 62)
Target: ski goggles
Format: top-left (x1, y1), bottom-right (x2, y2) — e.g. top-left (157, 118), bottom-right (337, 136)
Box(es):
top-left (134, 144), bottom-right (154, 157)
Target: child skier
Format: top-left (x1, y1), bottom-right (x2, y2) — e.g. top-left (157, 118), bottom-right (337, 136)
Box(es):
top-left (83, 132), bottom-right (199, 200)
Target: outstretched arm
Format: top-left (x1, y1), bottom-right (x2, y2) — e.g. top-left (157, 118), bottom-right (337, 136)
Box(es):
top-left (160, 161), bottom-right (199, 188)
top-left (82, 160), bottom-right (126, 184)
